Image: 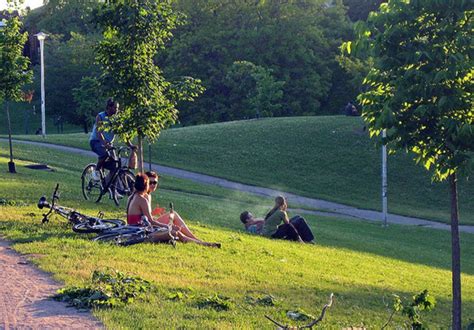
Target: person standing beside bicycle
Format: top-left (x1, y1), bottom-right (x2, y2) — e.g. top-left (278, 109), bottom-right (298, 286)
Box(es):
top-left (89, 98), bottom-right (134, 182)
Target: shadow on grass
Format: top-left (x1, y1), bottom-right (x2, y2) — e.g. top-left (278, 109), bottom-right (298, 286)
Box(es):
top-left (0, 220), bottom-right (89, 245)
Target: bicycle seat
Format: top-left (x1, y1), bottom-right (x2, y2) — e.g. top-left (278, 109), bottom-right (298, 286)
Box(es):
top-left (37, 196), bottom-right (50, 209)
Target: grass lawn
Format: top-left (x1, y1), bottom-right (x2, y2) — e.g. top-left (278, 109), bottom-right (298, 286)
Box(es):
top-left (1, 142), bottom-right (474, 328)
top-left (2, 102), bottom-right (82, 135)
top-left (6, 116), bottom-right (474, 225)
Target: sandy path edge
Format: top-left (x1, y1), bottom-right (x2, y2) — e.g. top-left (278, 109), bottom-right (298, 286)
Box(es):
top-left (0, 238), bottom-right (103, 329)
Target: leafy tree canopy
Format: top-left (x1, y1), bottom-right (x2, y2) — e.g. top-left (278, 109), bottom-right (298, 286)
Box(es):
top-left (161, 0), bottom-right (353, 124)
top-left (346, 0), bottom-right (473, 181)
top-left (0, 16), bottom-right (32, 102)
top-left (96, 0), bottom-right (203, 170)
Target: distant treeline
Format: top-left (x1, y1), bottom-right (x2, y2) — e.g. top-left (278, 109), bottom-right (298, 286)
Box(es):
top-left (22, 0), bottom-right (383, 129)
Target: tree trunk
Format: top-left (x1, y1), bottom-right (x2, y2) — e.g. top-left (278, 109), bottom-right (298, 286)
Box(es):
top-left (449, 173), bottom-right (461, 329)
top-left (137, 135), bottom-right (144, 173)
top-left (83, 121), bottom-right (88, 133)
top-left (5, 101), bottom-right (16, 173)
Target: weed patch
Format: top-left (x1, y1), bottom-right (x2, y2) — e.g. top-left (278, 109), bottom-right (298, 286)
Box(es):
top-left (0, 198), bottom-right (28, 206)
top-left (196, 294), bottom-right (233, 311)
top-left (53, 269), bottom-right (154, 309)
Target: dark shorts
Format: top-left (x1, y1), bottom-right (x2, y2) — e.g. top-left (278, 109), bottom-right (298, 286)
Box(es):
top-left (90, 140), bottom-right (107, 158)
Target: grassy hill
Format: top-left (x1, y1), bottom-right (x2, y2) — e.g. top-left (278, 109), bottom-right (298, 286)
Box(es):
top-left (1, 102), bottom-right (81, 135)
top-left (1, 141), bottom-right (474, 328)
top-left (7, 116), bottom-right (474, 225)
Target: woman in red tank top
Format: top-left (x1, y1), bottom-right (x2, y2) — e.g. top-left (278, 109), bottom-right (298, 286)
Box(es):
top-left (127, 173), bottom-right (221, 248)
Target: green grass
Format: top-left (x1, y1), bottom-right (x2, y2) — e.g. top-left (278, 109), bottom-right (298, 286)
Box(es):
top-left (1, 142), bottom-right (474, 328)
top-left (6, 116), bottom-right (474, 225)
top-left (1, 102), bottom-right (81, 135)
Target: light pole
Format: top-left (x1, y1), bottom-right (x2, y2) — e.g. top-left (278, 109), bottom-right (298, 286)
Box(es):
top-left (34, 32), bottom-right (47, 138)
top-left (382, 129), bottom-right (388, 227)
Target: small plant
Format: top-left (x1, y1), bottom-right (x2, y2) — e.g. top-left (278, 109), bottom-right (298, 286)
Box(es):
top-left (246, 294), bottom-right (279, 307)
top-left (0, 198), bottom-right (28, 206)
top-left (382, 290), bottom-right (436, 329)
top-left (196, 294), bottom-right (233, 311)
top-left (53, 269), bottom-right (153, 309)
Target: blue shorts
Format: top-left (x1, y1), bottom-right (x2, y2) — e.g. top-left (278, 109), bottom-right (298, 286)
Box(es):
top-left (90, 140), bottom-right (107, 158)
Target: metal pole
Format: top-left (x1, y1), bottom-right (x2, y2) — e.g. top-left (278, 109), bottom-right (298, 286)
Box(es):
top-left (39, 38), bottom-right (46, 138)
top-left (382, 129), bottom-right (388, 226)
top-left (148, 143), bottom-right (152, 171)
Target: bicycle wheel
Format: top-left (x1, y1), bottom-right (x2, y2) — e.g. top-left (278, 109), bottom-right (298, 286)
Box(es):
top-left (81, 164), bottom-right (102, 201)
top-left (111, 169), bottom-right (135, 206)
top-left (72, 219), bottom-right (125, 234)
top-left (93, 230), bottom-right (146, 246)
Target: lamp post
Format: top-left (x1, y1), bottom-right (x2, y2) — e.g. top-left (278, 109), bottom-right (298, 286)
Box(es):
top-left (382, 129), bottom-right (388, 227)
top-left (34, 32), bottom-right (47, 138)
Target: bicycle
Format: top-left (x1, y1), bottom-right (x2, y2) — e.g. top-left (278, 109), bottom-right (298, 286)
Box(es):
top-left (92, 216), bottom-right (176, 247)
top-left (81, 146), bottom-right (135, 206)
top-left (38, 184), bottom-right (125, 233)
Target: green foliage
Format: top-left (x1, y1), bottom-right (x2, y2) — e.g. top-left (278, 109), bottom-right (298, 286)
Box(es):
top-left (53, 269), bottom-right (154, 309)
top-left (72, 76), bottom-right (103, 133)
top-left (0, 16), bottom-right (32, 102)
top-left (196, 294), bottom-right (233, 311)
top-left (224, 61), bottom-right (284, 120)
top-left (24, 0), bottom-right (100, 38)
top-left (163, 0), bottom-right (353, 124)
top-left (31, 32), bottom-right (101, 127)
top-left (387, 290), bottom-right (436, 329)
top-left (0, 198), bottom-right (28, 206)
top-left (95, 0), bottom-right (205, 169)
top-left (247, 294), bottom-right (279, 307)
top-left (350, 0), bottom-right (473, 181)
top-left (95, 0), bottom-right (203, 153)
top-left (342, 0), bottom-right (385, 21)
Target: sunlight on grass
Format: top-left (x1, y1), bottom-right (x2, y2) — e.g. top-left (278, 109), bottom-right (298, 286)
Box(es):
top-left (5, 116), bottom-right (474, 225)
top-left (1, 141), bottom-right (474, 327)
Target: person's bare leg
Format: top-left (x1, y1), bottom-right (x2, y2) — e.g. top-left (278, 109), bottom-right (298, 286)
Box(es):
top-left (176, 231), bottom-right (220, 248)
top-left (173, 212), bottom-right (199, 239)
top-left (156, 213), bottom-right (199, 240)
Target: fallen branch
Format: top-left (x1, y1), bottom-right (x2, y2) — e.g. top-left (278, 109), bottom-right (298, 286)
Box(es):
top-left (265, 293), bottom-right (334, 329)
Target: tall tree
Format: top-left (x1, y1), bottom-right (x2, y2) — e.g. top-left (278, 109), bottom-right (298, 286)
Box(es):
top-left (345, 1), bottom-right (473, 328)
top-left (96, 0), bottom-right (203, 172)
top-left (342, 0), bottom-right (385, 21)
top-left (36, 32), bottom-right (101, 128)
top-left (0, 15), bottom-right (33, 173)
top-left (162, 0), bottom-right (352, 124)
top-left (72, 76), bottom-right (103, 133)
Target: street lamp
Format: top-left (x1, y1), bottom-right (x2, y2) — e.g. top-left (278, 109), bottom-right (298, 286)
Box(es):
top-left (382, 129), bottom-right (388, 227)
top-left (34, 32), bottom-right (48, 138)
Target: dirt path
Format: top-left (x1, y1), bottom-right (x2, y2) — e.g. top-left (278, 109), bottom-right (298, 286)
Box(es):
top-left (3, 138), bottom-right (474, 234)
top-left (0, 239), bottom-right (102, 329)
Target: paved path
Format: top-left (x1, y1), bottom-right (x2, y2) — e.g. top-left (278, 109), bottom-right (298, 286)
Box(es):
top-left (0, 239), bottom-right (102, 329)
top-left (4, 138), bottom-right (474, 234)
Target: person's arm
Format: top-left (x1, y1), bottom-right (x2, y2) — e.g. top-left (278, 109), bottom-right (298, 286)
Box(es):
top-left (95, 115), bottom-right (110, 148)
top-left (247, 219), bottom-right (264, 226)
top-left (141, 197), bottom-right (167, 228)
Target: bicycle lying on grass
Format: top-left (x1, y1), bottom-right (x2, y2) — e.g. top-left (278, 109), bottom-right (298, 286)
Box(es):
top-left (93, 205), bottom-right (177, 247)
top-left (38, 184), bottom-right (125, 233)
top-left (81, 146), bottom-right (135, 206)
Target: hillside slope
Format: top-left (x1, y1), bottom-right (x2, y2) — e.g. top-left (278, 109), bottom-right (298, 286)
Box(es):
top-left (7, 116), bottom-right (474, 224)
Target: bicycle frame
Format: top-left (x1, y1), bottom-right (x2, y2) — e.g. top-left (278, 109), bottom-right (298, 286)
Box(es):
top-left (39, 184), bottom-right (107, 226)
top-left (97, 146), bottom-right (133, 197)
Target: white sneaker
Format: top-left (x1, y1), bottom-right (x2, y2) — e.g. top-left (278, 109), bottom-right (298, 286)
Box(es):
top-left (91, 170), bottom-right (101, 181)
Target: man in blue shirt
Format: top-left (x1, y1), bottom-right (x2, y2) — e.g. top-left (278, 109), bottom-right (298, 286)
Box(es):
top-left (89, 98), bottom-right (119, 175)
